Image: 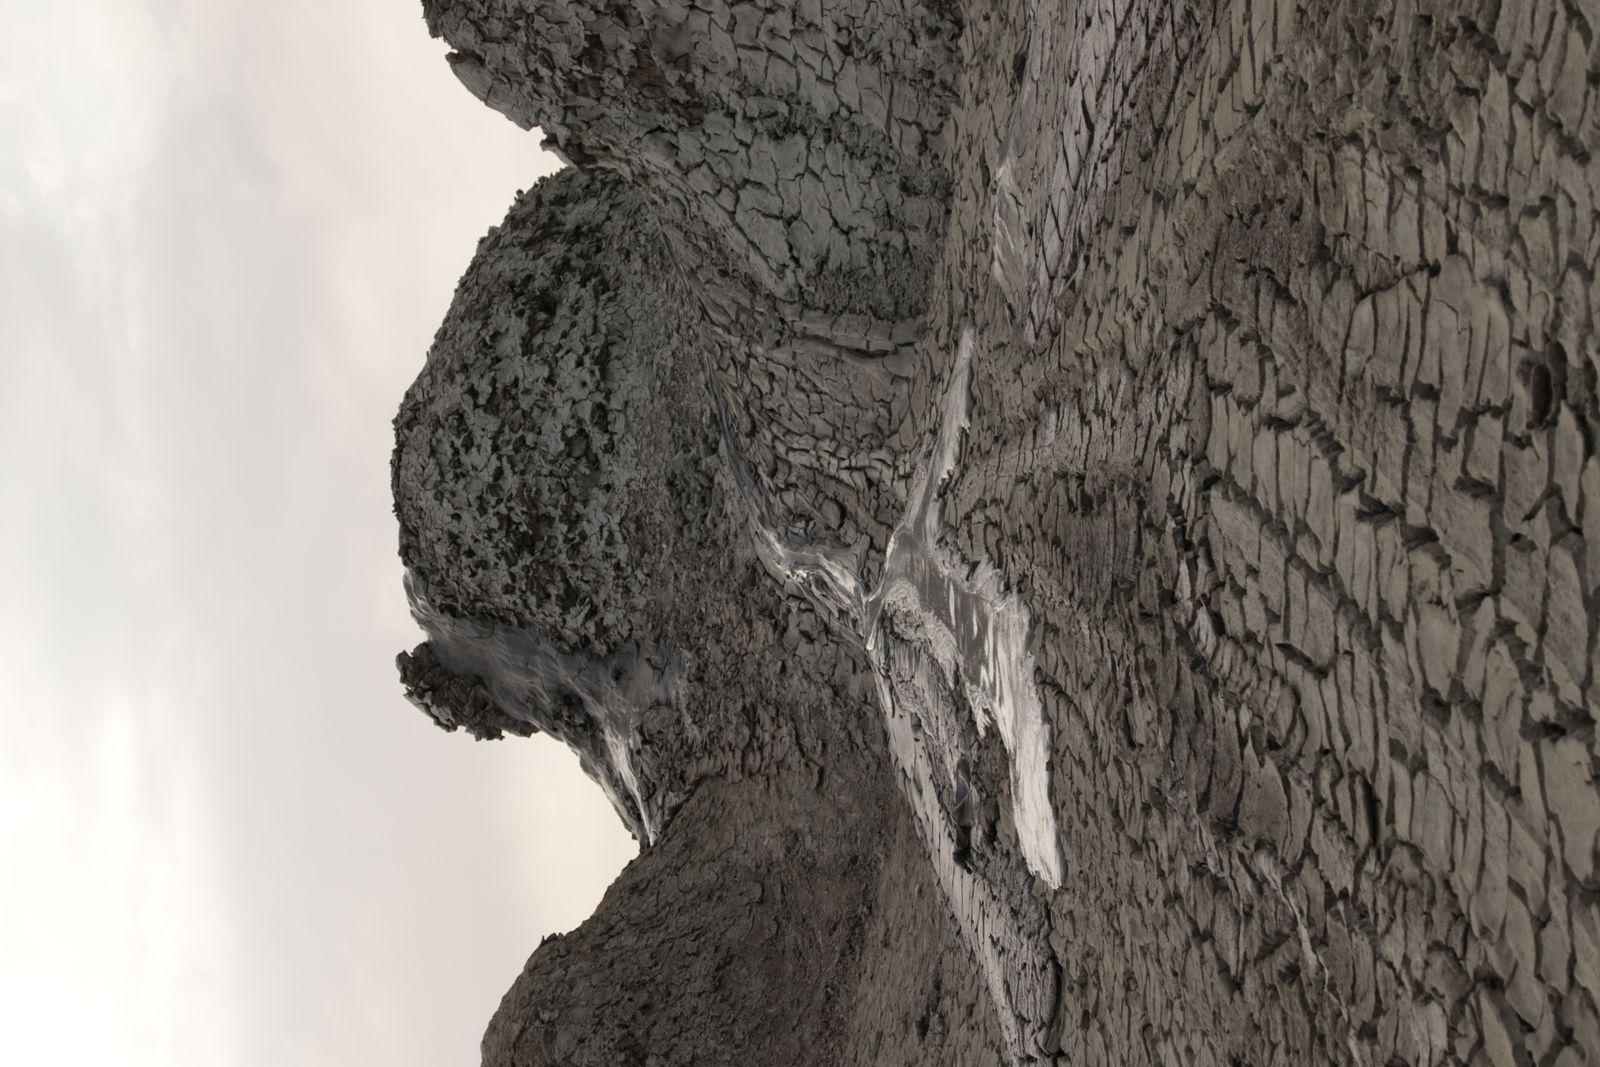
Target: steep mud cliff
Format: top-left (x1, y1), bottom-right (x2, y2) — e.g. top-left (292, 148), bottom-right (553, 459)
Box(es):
top-left (394, 0), bottom-right (1600, 1063)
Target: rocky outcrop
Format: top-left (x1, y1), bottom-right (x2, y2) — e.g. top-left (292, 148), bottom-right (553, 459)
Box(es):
top-left (394, 165), bottom-right (1010, 1062)
top-left (481, 745), bottom-right (1008, 1067)
top-left (421, 0), bottom-right (966, 596)
top-left (420, 0), bottom-right (960, 322)
top-left (393, 168), bottom-right (879, 844)
top-left (395, 0), bottom-right (1600, 1063)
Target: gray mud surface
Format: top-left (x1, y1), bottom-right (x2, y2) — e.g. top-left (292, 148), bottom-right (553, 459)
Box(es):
top-left (393, 0), bottom-right (1600, 1063)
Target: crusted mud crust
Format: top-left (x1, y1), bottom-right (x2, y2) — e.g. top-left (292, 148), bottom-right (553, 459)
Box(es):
top-left (393, 0), bottom-right (1600, 1063)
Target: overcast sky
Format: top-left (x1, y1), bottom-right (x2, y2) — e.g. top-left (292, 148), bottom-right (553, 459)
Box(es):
top-left (0, 3), bottom-right (636, 1064)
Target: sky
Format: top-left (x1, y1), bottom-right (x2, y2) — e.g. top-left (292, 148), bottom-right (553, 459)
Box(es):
top-left (0, 3), bottom-right (637, 1064)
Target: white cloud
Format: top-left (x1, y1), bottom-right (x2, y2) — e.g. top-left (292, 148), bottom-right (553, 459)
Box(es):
top-left (0, 3), bottom-right (632, 1065)
top-left (0, 690), bottom-right (233, 1065)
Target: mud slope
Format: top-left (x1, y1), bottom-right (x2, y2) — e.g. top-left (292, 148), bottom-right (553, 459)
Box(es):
top-left (393, 0), bottom-right (1600, 1063)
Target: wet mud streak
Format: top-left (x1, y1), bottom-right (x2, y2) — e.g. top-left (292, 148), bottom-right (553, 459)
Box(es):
top-left (741, 326), bottom-right (1064, 1061)
top-left (867, 326), bottom-right (1066, 890)
top-left (404, 571), bottom-right (684, 846)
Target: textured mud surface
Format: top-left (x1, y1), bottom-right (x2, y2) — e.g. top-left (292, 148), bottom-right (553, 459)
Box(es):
top-left (394, 0), bottom-right (1600, 1063)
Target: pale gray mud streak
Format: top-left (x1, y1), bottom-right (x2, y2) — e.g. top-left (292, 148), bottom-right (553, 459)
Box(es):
top-left (404, 571), bottom-right (686, 845)
top-left (739, 327), bottom-right (1065, 1062)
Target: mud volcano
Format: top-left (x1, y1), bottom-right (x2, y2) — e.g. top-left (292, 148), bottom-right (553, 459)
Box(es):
top-left (391, 1), bottom-right (1600, 1063)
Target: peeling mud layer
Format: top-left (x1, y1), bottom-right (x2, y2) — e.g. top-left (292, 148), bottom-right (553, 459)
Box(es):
top-left (393, 0), bottom-right (1600, 1064)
